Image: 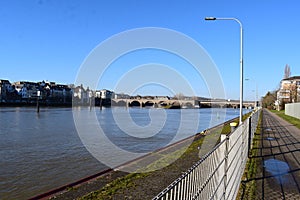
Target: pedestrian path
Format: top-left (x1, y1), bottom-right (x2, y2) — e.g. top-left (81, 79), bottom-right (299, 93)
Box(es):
top-left (251, 109), bottom-right (300, 199)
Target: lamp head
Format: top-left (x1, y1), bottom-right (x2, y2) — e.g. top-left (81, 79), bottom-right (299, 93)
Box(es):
top-left (205, 17), bottom-right (216, 20)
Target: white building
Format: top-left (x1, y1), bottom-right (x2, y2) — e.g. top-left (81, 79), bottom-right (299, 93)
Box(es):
top-left (95, 89), bottom-right (114, 99)
top-left (13, 81), bottom-right (39, 99)
top-left (73, 85), bottom-right (90, 104)
top-left (277, 76), bottom-right (300, 106)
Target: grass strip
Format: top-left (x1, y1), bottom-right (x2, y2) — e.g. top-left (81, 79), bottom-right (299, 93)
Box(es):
top-left (79, 134), bottom-right (207, 200)
top-left (79, 172), bottom-right (149, 200)
top-left (237, 111), bottom-right (262, 199)
top-left (270, 110), bottom-right (300, 129)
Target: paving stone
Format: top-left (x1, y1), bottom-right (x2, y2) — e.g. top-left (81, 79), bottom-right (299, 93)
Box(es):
top-left (252, 109), bottom-right (300, 199)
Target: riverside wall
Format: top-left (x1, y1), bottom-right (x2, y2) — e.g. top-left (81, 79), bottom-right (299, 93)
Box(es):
top-left (285, 102), bottom-right (300, 119)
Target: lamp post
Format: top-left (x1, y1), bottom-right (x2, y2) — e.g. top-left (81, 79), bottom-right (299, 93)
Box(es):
top-left (205, 17), bottom-right (244, 124)
top-left (245, 78), bottom-right (258, 109)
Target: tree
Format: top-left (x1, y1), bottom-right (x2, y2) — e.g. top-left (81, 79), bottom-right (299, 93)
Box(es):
top-left (174, 93), bottom-right (185, 100)
top-left (290, 82), bottom-right (297, 103)
top-left (284, 64), bottom-right (291, 79)
top-left (262, 91), bottom-right (277, 109)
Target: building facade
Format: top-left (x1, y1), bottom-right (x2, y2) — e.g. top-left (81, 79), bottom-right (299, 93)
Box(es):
top-left (277, 76), bottom-right (300, 107)
top-left (0, 80), bottom-right (13, 102)
top-left (95, 89), bottom-right (114, 99)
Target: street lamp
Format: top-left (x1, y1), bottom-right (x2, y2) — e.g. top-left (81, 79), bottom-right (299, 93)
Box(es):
top-left (205, 17), bottom-right (244, 124)
top-left (245, 78), bottom-right (258, 109)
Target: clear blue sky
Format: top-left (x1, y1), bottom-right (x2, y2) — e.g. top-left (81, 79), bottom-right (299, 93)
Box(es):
top-left (1, 0), bottom-right (299, 100)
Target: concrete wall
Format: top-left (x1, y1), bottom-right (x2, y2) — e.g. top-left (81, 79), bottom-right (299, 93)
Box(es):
top-left (285, 102), bottom-right (300, 120)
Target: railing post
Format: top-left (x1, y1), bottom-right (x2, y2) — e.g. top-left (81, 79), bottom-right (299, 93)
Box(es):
top-left (223, 135), bottom-right (229, 200)
top-left (248, 116), bottom-right (252, 158)
top-left (182, 177), bottom-right (186, 199)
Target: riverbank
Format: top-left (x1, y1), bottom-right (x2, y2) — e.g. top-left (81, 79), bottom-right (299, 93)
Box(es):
top-left (34, 116), bottom-right (243, 200)
top-left (0, 102), bottom-right (72, 107)
top-left (0, 97), bottom-right (110, 107)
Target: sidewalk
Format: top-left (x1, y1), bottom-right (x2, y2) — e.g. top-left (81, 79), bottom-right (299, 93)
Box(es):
top-left (250, 109), bottom-right (300, 199)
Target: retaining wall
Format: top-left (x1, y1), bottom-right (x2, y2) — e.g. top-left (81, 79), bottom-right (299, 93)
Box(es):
top-left (285, 102), bottom-right (300, 120)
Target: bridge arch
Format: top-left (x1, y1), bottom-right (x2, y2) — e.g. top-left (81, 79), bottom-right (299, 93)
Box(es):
top-left (129, 100), bottom-right (141, 107)
top-left (144, 100), bottom-right (154, 107)
top-left (171, 101), bottom-right (181, 106)
top-left (182, 102), bottom-right (194, 108)
top-left (158, 101), bottom-right (168, 107)
top-left (170, 101), bottom-right (181, 109)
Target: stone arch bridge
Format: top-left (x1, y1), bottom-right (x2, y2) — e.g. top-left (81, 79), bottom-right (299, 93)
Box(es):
top-left (111, 99), bottom-right (195, 108)
top-left (109, 99), bottom-right (255, 109)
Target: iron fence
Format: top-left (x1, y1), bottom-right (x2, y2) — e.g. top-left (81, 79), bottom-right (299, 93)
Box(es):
top-left (153, 109), bottom-right (261, 200)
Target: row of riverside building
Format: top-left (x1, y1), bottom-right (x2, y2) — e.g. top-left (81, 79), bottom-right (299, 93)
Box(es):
top-left (0, 79), bottom-right (114, 106)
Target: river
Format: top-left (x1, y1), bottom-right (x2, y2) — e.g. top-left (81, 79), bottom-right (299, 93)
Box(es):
top-left (0, 107), bottom-right (244, 199)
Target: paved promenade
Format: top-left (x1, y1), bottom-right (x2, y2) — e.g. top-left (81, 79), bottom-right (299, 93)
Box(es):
top-left (251, 109), bottom-right (300, 199)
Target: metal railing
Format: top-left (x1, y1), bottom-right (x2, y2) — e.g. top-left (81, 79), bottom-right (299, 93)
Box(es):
top-left (153, 109), bottom-right (261, 200)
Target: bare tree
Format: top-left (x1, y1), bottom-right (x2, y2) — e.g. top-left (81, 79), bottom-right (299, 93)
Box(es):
top-left (290, 83), bottom-right (297, 103)
top-left (284, 64), bottom-right (291, 79)
top-left (174, 93), bottom-right (185, 100)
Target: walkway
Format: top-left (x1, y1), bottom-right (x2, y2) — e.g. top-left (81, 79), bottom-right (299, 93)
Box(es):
top-left (249, 109), bottom-right (300, 199)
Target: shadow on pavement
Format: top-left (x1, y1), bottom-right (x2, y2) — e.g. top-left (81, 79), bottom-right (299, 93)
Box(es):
top-left (241, 109), bottom-right (300, 200)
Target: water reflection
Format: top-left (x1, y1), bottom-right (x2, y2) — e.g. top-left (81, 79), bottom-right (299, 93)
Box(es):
top-left (264, 158), bottom-right (290, 184)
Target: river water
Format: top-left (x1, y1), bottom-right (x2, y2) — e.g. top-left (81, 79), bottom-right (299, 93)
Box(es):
top-left (0, 107), bottom-right (243, 199)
